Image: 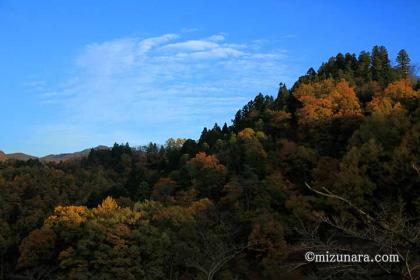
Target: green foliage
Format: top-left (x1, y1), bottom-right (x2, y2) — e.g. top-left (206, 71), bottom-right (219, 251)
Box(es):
top-left (396, 49), bottom-right (411, 79)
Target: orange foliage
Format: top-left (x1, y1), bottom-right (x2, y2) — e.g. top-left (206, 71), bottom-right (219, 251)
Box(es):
top-left (294, 78), bottom-right (335, 99)
top-left (384, 79), bottom-right (418, 100)
top-left (298, 96), bottom-right (334, 125)
top-left (330, 81), bottom-right (362, 116)
top-left (188, 152), bottom-right (226, 173)
top-left (114, 223), bottom-right (131, 237)
top-left (367, 79), bottom-right (417, 116)
top-left (296, 80), bottom-right (361, 126)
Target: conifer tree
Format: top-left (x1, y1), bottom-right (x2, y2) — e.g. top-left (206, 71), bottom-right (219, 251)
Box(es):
top-left (396, 49), bottom-right (411, 79)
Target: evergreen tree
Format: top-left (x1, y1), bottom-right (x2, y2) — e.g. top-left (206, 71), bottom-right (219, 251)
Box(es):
top-left (371, 45), bottom-right (391, 86)
top-left (396, 49), bottom-right (411, 79)
top-left (357, 51), bottom-right (372, 82)
top-left (274, 82), bottom-right (289, 111)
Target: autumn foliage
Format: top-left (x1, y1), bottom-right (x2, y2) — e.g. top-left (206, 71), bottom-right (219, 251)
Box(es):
top-left (1, 46), bottom-right (419, 279)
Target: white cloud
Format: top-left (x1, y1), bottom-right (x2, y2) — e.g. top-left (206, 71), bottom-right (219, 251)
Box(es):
top-left (207, 34), bottom-right (225, 42)
top-left (163, 40), bottom-right (220, 51)
top-left (137, 33), bottom-right (179, 54)
top-left (35, 32), bottom-right (297, 151)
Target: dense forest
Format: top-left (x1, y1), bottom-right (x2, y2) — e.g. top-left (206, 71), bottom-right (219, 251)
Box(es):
top-left (1, 46), bottom-right (419, 280)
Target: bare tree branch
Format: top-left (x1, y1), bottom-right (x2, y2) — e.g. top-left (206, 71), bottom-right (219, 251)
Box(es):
top-left (305, 182), bottom-right (418, 249)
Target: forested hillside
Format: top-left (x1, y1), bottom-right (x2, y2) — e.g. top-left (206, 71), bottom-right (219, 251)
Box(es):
top-left (1, 46), bottom-right (419, 279)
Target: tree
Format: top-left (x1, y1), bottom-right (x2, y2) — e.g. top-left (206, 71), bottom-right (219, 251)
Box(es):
top-left (384, 79), bottom-right (418, 101)
top-left (248, 212), bottom-right (287, 278)
top-left (294, 80), bottom-right (361, 154)
top-left (396, 49), bottom-right (411, 79)
top-left (356, 51), bottom-right (372, 82)
top-left (371, 45), bottom-right (391, 86)
top-left (18, 198), bottom-right (170, 280)
top-left (302, 182), bottom-right (420, 279)
top-left (18, 228), bottom-right (57, 270)
top-left (237, 128), bottom-right (268, 177)
top-left (275, 82), bottom-right (290, 111)
top-left (155, 199), bottom-right (249, 280)
top-left (186, 153), bottom-right (227, 199)
top-left (151, 178), bottom-right (178, 202)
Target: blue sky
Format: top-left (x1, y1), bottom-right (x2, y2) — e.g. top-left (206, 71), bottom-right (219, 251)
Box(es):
top-left (1, 0), bottom-right (419, 156)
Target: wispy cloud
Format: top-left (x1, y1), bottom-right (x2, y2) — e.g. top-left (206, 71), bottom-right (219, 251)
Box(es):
top-left (32, 32), bottom-right (297, 152)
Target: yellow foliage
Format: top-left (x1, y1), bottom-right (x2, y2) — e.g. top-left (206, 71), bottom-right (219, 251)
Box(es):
top-left (367, 96), bottom-right (395, 114)
top-left (166, 137), bottom-right (187, 149)
top-left (99, 196), bottom-right (119, 211)
top-left (238, 128), bottom-right (256, 139)
top-left (45, 205), bottom-right (88, 226)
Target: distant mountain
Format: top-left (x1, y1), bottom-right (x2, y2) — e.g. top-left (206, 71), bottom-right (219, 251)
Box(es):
top-left (4, 152), bottom-right (37, 161)
top-left (0, 145), bottom-right (109, 163)
top-left (40, 145), bottom-right (109, 163)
